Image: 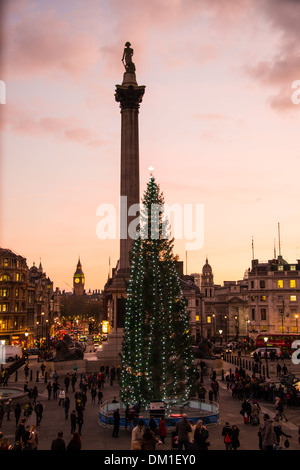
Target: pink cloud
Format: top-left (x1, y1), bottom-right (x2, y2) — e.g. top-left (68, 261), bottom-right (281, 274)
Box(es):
top-left (1, 104), bottom-right (104, 144)
top-left (2, 8), bottom-right (99, 79)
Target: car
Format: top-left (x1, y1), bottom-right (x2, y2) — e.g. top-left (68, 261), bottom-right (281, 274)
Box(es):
top-left (26, 348), bottom-right (40, 356)
top-left (250, 347), bottom-right (282, 358)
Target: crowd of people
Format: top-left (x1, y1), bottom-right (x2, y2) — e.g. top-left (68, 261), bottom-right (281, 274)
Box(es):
top-left (0, 363), bottom-right (118, 451)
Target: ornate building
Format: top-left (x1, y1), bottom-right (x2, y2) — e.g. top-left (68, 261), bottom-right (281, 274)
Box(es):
top-left (0, 248), bottom-right (57, 346)
top-left (73, 258), bottom-right (85, 296)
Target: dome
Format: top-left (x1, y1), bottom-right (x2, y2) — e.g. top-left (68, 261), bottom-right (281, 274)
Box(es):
top-left (202, 258), bottom-right (212, 274)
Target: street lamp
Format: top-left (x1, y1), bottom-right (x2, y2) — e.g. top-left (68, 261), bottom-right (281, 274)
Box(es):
top-left (295, 314), bottom-right (298, 334)
top-left (219, 329), bottom-right (223, 345)
top-left (264, 336), bottom-right (269, 378)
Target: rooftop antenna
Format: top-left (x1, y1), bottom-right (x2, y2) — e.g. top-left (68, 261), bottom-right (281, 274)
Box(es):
top-left (274, 239), bottom-right (276, 259)
top-left (278, 222), bottom-right (282, 256)
top-left (252, 236), bottom-right (255, 260)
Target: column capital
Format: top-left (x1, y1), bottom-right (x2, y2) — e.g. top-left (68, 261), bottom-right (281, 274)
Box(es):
top-left (115, 84), bottom-right (145, 110)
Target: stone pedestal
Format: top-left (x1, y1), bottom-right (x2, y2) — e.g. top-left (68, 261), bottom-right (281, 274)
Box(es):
top-left (96, 330), bottom-right (123, 367)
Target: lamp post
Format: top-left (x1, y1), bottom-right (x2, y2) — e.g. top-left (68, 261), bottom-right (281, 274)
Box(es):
top-left (41, 311), bottom-right (44, 348)
top-left (219, 329), bottom-right (223, 345)
top-left (212, 314), bottom-right (216, 344)
top-left (295, 314), bottom-right (298, 334)
top-left (264, 336), bottom-right (269, 378)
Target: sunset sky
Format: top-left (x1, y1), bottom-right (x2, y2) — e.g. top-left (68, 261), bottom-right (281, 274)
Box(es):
top-left (1, 0), bottom-right (300, 292)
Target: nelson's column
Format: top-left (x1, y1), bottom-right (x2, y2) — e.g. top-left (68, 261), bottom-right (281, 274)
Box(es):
top-left (99, 42), bottom-right (145, 364)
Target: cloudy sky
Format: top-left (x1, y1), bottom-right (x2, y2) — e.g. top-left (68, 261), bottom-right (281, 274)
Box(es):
top-left (1, 0), bottom-right (300, 291)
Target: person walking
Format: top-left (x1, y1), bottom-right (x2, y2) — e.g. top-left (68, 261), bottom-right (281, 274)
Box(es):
top-left (77, 409), bottom-right (84, 436)
top-left (112, 408), bottom-right (120, 438)
top-left (141, 427), bottom-right (161, 450)
top-left (34, 401), bottom-right (43, 426)
top-left (175, 414), bottom-right (192, 450)
top-left (51, 431), bottom-right (67, 451)
top-left (131, 419), bottom-right (144, 450)
top-left (14, 403), bottom-right (21, 427)
top-left (70, 410), bottom-right (77, 435)
top-left (58, 388), bottom-right (65, 406)
top-left (28, 425), bottom-right (39, 450)
top-left (258, 413), bottom-right (277, 451)
top-left (222, 422), bottom-right (233, 450)
top-left (193, 420), bottom-right (209, 451)
top-left (46, 381), bottom-right (52, 400)
top-left (274, 397), bottom-right (288, 422)
top-left (231, 424), bottom-right (240, 450)
top-left (158, 417), bottom-right (167, 444)
top-left (53, 381), bottom-right (60, 401)
top-left (15, 418), bottom-right (26, 444)
top-left (67, 432), bottom-right (81, 451)
top-left (64, 396), bottom-right (70, 420)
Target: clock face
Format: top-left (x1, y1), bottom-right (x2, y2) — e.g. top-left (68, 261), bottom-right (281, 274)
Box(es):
top-left (74, 278), bottom-right (80, 284)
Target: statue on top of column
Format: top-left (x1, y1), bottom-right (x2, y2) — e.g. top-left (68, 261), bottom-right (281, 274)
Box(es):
top-left (122, 42), bottom-right (136, 73)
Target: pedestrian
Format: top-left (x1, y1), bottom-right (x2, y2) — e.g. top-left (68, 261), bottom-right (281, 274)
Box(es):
top-left (46, 381), bottom-right (52, 400)
top-left (131, 419), bottom-right (144, 450)
top-left (64, 396), bottom-right (70, 420)
top-left (34, 401), bottom-right (43, 426)
top-left (91, 385), bottom-right (97, 404)
top-left (273, 424), bottom-right (291, 450)
top-left (0, 403), bottom-right (4, 427)
top-left (0, 432), bottom-right (9, 450)
top-left (67, 432), bottom-right (81, 451)
top-left (222, 422), bottom-right (233, 450)
top-left (58, 388), bottom-right (65, 406)
top-left (5, 399), bottom-right (12, 421)
top-left (128, 406), bottom-right (136, 431)
top-left (71, 373), bottom-right (77, 393)
top-left (274, 397), bottom-right (288, 422)
top-left (51, 431), bottom-right (67, 451)
top-left (14, 403), bottom-right (21, 427)
top-left (97, 387), bottom-right (103, 405)
top-left (70, 410), bottom-right (77, 434)
top-left (53, 381), bottom-right (60, 400)
top-left (231, 424), bottom-right (240, 450)
top-left (258, 413), bottom-right (277, 451)
top-left (64, 374), bottom-right (70, 393)
top-left (193, 420), bottom-right (209, 451)
top-left (112, 408), bottom-right (120, 438)
top-left (149, 416), bottom-right (158, 435)
top-left (175, 414), bottom-right (192, 450)
top-left (15, 418), bottom-right (26, 443)
top-left (188, 419), bottom-right (196, 447)
top-left (40, 362), bottom-right (46, 377)
top-left (28, 425), bottom-right (39, 450)
top-left (24, 363), bottom-right (29, 380)
top-left (158, 417), bottom-right (167, 444)
top-left (32, 386), bottom-right (38, 405)
top-left (77, 409), bottom-right (84, 436)
top-left (141, 427), bottom-right (161, 450)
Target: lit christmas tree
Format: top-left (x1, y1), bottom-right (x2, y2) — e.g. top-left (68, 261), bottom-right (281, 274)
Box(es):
top-left (121, 176), bottom-right (195, 406)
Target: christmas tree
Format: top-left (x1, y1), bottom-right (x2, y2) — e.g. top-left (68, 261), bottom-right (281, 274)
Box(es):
top-left (121, 176), bottom-right (195, 406)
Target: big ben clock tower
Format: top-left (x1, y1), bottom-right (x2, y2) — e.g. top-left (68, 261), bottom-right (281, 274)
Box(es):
top-left (73, 257), bottom-right (85, 295)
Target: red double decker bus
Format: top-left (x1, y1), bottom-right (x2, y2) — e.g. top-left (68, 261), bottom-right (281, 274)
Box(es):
top-left (256, 333), bottom-right (300, 352)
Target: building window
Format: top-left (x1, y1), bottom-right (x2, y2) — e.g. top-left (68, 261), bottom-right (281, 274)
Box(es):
top-left (261, 325), bottom-right (267, 331)
top-left (278, 265), bottom-right (284, 271)
top-left (251, 281), bottom-right (254, 288)
top-left (277, 280), bottom-right (283, 288)
top-left (251, 308), bottom-right (255, 320)
top-left (261, 308), bottom-right (267, 320)
top-left (207, 315), bottom-right (212, 323)
top-left (290, 265), bottom-right (296, 271)
top-left (260, 295), bottom-right (266, 301)
top-left (260, 280), bottom-right (265, 289)
top-left (290, 295), bottom-right (297, 302)
top-left (290, 280), bottom-right (296, 288)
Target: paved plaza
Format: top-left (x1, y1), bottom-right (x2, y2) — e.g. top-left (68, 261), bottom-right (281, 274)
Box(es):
top-left (1, 353), bottom-right (300, 452)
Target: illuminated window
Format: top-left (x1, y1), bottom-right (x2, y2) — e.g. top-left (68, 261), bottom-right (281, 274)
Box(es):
top-left (290, 280), bottom-right (296, 288)
top-left (278, 265), bottom-right (283, 271)
top-left (277, 280), bottom-right (283, 288)
top-left (290, 265), bottom-right (296, 271)
top-left (261, 309), bottom-right (267, 320)
top-left (290, 295), bottom-right (297, 302)
top-left (207, 315), bottom-right (212, 323)
top-left (260, 295), bottom-right (266, 301)
top-left (280, 326), bottom-right (285, 333)
top-left (195, 315), bottom-right (199, 322)
top-left (15, 288), bottom-right (19, 298)
top-left (16, 273), bottom-right (20, 281)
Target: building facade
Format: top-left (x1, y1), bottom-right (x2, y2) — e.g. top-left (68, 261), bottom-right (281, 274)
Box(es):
top-left (0, 248), bottom-right (57, 347)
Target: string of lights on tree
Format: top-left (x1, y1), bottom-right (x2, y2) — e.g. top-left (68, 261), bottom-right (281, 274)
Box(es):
top-left (121, 175), bottom-right (195, 406)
